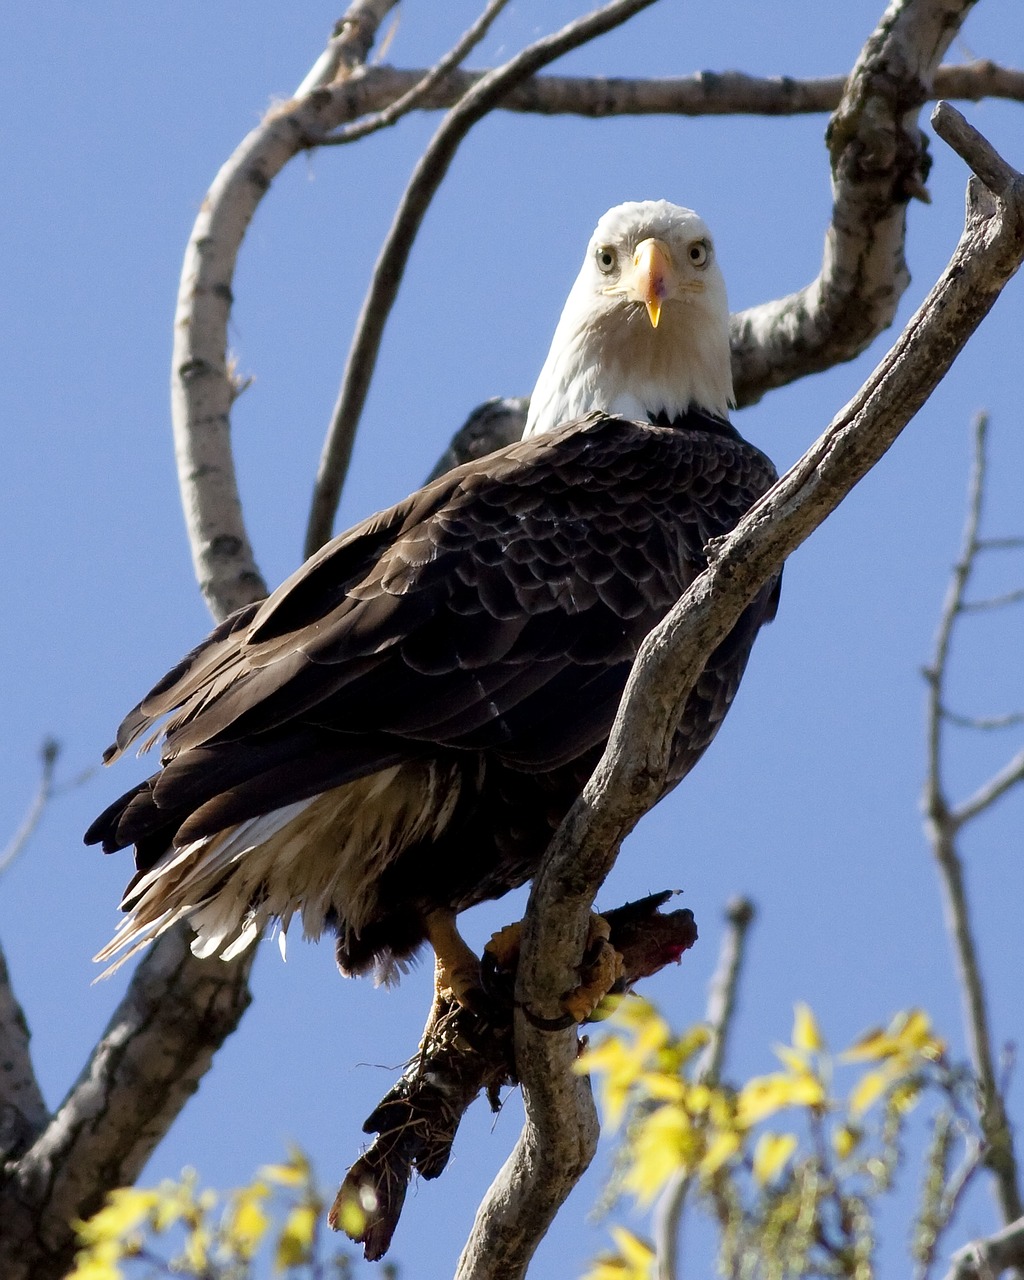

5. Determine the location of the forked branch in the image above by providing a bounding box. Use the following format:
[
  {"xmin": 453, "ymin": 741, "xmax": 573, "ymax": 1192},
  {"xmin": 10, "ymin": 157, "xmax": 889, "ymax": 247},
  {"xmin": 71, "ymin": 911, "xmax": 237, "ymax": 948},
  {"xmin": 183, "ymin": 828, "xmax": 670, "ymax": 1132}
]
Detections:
[{"xmin": 923, "ymin": 411, "xmax": 1024, "ymax": 1229}]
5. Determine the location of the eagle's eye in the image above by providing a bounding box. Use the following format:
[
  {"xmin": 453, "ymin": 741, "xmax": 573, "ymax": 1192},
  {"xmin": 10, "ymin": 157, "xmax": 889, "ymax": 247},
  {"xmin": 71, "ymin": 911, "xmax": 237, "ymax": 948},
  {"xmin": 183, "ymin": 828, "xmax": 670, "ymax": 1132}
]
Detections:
[
  {"xmin": 595, "ymin": 245, "xmax": 618, "ymax": 275},
  {"xmin": 688, "ymin": 240, "xmax": 710, "ymax": 267}
]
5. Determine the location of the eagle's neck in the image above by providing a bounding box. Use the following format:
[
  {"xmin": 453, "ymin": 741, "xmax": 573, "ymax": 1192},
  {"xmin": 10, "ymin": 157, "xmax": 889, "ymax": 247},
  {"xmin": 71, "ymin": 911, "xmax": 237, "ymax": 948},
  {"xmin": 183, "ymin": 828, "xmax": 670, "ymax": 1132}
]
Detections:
[{"xmin": 524, "ymin": 295, "xmax": 733, "ymax": 438}]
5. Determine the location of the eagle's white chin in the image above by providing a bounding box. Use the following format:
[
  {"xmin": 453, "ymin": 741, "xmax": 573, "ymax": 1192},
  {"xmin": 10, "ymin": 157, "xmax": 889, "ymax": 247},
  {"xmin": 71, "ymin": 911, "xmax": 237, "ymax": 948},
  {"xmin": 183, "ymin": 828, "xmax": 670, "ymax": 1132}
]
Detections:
[{"xmin": 524, "ymin": 200, "xmax": 733, "ymax": 437}]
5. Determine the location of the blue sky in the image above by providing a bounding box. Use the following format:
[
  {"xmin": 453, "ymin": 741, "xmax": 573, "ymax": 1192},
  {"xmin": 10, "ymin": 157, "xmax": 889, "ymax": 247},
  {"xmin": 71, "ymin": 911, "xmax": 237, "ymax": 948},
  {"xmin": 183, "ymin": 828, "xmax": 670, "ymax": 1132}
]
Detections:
[{"xmin": 2, "ymin": 2, "xmax": 1023, "ymax": 1275}]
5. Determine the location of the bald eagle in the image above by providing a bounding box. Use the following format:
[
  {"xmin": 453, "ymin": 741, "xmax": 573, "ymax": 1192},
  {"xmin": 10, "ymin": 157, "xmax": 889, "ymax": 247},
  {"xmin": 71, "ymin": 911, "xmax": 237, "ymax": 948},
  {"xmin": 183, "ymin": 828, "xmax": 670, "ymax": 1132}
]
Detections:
[{"xmin": 87, "ymin": 201, "xmax": 780, "ymax": 1000}]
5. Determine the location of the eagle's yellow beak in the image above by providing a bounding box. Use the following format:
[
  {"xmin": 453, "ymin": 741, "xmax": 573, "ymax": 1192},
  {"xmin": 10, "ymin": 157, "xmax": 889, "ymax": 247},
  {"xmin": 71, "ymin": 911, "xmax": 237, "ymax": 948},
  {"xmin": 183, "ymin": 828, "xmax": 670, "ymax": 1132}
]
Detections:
[{"xmin": 631, "ymin": 238, "xmax": 673, "ymax": 328}]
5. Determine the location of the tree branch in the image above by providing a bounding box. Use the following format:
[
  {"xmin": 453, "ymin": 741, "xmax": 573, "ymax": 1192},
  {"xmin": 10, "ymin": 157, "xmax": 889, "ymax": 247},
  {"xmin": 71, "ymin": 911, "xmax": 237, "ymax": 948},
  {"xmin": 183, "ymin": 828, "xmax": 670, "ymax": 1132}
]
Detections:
[
  {"xmin": 0, "ymin": 929, "xmax": 254, "ymax": 1280},
  {"xmin": 945, "ymin": 1213, "xmax": 1024, "ymax": 1280},
  {"xmin": 922, "ymin": 407, "xmax": 1024, "ymax": 1228},
  {"xmin": 457, "ymin": 104, "xmax": 1024, "ymax": 1280},
  {"xmin": 322, "ymin": 0, "xmax": 512, "ymax": 147},
  {"xmin": 170, "ymin": 0, "xmax": 399, "ymax": 619},
  {"xmin": 321, "ymin": 58, "xmax": 1024, "ymax": 130},
  {"xmin": 0, "ymin": 941, "xmax": 49, "ymax": 1164},
  {"xmin": 0, "ymin": 739, "xmax": 59, "ymax": 879},
  {"xmin": 293, "ymin": 1, "xmax": 400, "ymax": 97},
  {"xmin": 731, "ymin": 0, "xmax": 982, "ymax": 406},
  {"xmin": 655, "ymin": 898, "xmax": 756, "ymax": 1280},
  {"xmin": 303, "ymin": 0, "xmax": 661, "ymax": 556}
]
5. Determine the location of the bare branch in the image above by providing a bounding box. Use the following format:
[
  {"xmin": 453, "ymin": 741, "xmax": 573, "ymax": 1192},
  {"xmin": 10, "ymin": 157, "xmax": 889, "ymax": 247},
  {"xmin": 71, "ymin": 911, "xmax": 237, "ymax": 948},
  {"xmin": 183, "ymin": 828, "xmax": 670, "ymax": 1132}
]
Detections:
[
  {"xmin": 304, "ymin": 0, "xmax": 661, "ymax": 557},
  {"xmin": 460, "ymin": 108, "xmax": 1024, "ymax": 1280},
  {"xmin": 923, "ymin": 412, "xmax": 990, "ymax": 826},
  {"xmin": 655, "ymin": 898, "xmax": 757, "ymax": 1280},
  {"xmin": 944, "ymin": 1213, "xmax": 1024, "ymax": 1280},
  {"xmin": 979, "ymin": 537, "xmax": 1024, "ymax": 551},
  {"xmin": 731, "ymin": 0, "xmax": 980, "ymax": 407},
  {"xmin": 322, "ymin": 58, "xmax": 1024, "ymax": 128},
  {"xmin": 294, "ymin": 1, "xmax": 400, "ymax": 97},
  {"xmin": 922, "ymin": 405, "xmax": 1023, "ymax": 1227},
  {"xmin": 171, "ymin": 0, "xmax": 398, "ymax": 620},
  {"xmin": 953, "ymin": 748, "xmax": 1024, "ymax": 829},
  {"xmin": 0, "ymin": 739, "xmax": 59, "ymax": 879},
  {"xmin": 960, "ymin": 589, "xmax": 1024, "ymax": 613},
  {"xmin": 0, "ymin": 928, "xmax": 254, "ymax": 1280},
  {"xmin": 0, "ymin": 941, "xmax": 49, "ymax": 1163},
  {"xmin": 323, "ymin": 0, "xmax": 512, "ymax": 147},
  {"xmin": 943, "ymin": 709, "xmax": 1024, "ymax": 732}
]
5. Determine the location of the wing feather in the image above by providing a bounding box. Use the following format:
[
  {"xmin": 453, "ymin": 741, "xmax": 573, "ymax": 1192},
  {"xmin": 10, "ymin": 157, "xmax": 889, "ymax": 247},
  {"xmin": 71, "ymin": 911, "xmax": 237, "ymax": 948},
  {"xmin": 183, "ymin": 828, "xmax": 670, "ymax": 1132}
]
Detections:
[{"xmin": 88, "ymin": 414, "xmax": 780, "ymax": 856}]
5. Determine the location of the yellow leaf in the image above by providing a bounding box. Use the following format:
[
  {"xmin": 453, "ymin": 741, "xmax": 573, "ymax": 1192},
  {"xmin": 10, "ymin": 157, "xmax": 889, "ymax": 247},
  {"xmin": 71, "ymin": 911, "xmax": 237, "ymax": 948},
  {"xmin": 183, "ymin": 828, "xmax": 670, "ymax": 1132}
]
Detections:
[
  {"xmin": 793, "ymin": 1003, "xmax": 825, "ymax": 1054},
  {"xmin": 737, "ymin": 1072, "xmax": 825, "ymax": 1126},
  {"xmin": 700, "ymin": 1130, "xmax": 742, "ymax": 1177},
  {"xmin": 275, "ymin": 1203, "xmax": 318, "ymax": 1271},
  {"xmin": 225, "ymin": 1185, "xmax": 270, "ymax": 1260},
  {"xmin": 181, "ymin": 1224, "xmax": 211, "ymax": 1273},
  {"xmin": 842, "ymin": 1027, "xmax": 894, "ymax": 1063},
  {"xmin": 832, "ymin": 1124, "xmax": 861, "ymax": 1159},
  {"xmin": 75, "ymin": 1189, "xmax": 160, "ymax": 1245},
  {"xmin": 752, "ymin": 1132, "xmax": 798, "ymax": 1185},
  {"xmin": 890, "ymin": 1009, "xmax": 945, "ymax": 1061},
  {"xmin": 67, "ymin": 1240, "xmax": 124, "ymax": 1280},
  {"xmin": 773, "ymin": 1043, "xmax": 809, "ymax": 1074},
  {"xmin": 625, "ymin": 1107, "xmax": 696, "ymax": 1203},
  {"xmin": 609, "ymin": 1226, "xmax": 656, "ymax": 1272},
  {"xmin": 640, "ymin": 1071, "xmax": 686, "ymax": 1105},
  {"xmin": 259, "ymin": 1149, "xmax": 310, "ymax": 1188},
  {"xmin": 849, "ymin": 1068, "xmax": 890, "ymax": 1118}
]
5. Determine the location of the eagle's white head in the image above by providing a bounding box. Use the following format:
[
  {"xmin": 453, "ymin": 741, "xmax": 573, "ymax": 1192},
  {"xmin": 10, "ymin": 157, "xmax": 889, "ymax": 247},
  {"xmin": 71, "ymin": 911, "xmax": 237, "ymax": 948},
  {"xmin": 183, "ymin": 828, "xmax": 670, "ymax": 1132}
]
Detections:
[{"xmin": 524, "ymin": 200, "xmax": 732, "ymax": 438}]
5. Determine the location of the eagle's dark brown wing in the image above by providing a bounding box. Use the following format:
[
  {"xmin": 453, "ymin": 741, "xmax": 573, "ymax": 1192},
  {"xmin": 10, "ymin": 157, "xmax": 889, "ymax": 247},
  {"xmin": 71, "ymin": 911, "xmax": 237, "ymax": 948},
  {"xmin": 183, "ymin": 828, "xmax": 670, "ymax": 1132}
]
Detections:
[{"xmin": 86, "ymin": 413, "xmax": 778, "ymax": 871}]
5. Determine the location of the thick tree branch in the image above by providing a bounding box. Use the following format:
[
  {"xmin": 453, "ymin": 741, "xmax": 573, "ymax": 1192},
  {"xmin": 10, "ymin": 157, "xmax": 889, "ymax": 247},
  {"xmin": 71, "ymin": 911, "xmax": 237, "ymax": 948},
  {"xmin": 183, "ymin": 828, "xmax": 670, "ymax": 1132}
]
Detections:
[
  {"xmin": 321, "ymin": 59, "xmax": 1023, "ymax": 128},
  {"xmin": 0, "ymin": 942, "xmax": 49, "ymax": 1164},
  {"xmin": 457, "ymin": 106, "xmax": 1024, "ymax": 1280},
  {"xmin": 294, "ymin": 0, "xmax": 400, "ymax": 97},
  {"xmin": 0, "ymin": 929, "xmax": 254, "ymax": 1280},
  {"xmin": 303, "ymin": 0, "xmax": 661, "ymax": 556},
  {"xmin": 922, "ymin": 409, "xmax": 1024, "ymax": 1228},
  {"xmin": 731, "ymin": 0, "xmax": 981, "ymax": 406},
  {"xmin": 171, "ymin": 0, "xmax": 399, "ymax": 619},
  {"xmin": 945, "ymin": 1214, "xmax": 1024, "ymax": 1280}
]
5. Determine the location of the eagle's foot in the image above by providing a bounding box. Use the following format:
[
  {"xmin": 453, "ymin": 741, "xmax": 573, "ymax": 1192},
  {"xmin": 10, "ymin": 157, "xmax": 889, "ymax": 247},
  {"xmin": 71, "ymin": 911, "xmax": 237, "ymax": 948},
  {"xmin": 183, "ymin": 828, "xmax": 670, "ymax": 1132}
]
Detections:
[
  {"xmin": 560, "ymin": 913, "xmax": 624, "ymax": 1023},
  {"xmin": 484, "ymin": 920, "xmax": 523, "ymax": 969},
  {"xmin": 483, "ymin": 913, "xmax": 624, "ymax": 1025},
  {"xmin": 424, "ymin": 909, "xmax": 486, "ymax": 1013}
]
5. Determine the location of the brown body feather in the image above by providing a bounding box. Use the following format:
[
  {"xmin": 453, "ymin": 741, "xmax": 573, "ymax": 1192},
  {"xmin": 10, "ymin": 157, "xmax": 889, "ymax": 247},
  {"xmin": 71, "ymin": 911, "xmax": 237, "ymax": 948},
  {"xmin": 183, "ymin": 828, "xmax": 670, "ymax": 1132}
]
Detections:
[{"xmin": 87, "ymin": 410, "xmax": 780, "ymax": 977}]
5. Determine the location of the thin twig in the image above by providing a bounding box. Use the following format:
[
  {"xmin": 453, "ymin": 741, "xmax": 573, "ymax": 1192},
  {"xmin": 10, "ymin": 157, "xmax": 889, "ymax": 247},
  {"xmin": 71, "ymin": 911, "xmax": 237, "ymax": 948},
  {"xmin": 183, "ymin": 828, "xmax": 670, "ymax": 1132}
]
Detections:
[
  {"xmin": 943, "ymin": 709, "xmax": 1024, "ymax": 733},
  {"xmin": 655, "ymin": 898, "xmax": 756, "ymax": 1280},
  {"xmin": 922, "ymin": 411, "xmax": 1024, "ymax": 1226},
  {"xmin": 303, "ymin": 0, "xmax": 662, "ymax": 557},
  {"xmin": 952, "ymin": 748, "xmax": 1024, "ymax": 829},
  {"xmin": 323, "ymin": 0, "xmax": 512, "ymax": 146},
  {"xmin": 978, "ymin": 537, "xmax": 1024, "ymax": 551},
  {"xmin": 959, "ymin": 588, "xmax": 1024, "ymax": 612},
  {"xmin": 0, "ymin": 739, "xmax": 60, "ymax": 878}
]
